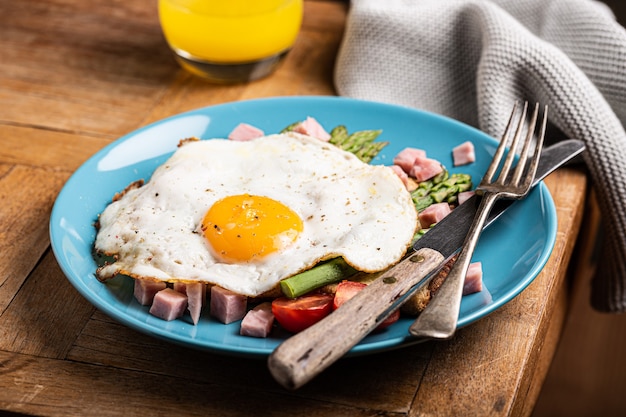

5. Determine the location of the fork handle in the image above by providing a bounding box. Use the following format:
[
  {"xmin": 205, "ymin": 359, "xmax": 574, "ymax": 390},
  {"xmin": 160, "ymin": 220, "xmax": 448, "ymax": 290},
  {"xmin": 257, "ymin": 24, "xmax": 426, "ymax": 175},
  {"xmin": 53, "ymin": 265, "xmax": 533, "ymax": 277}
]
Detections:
[
  {"xmin": 268, "ymin": 247, "xmax": 445, "ymax": 390},
  {"xmin": 408, "ymin": 193, "xmax": 499, "ymax": 339}
]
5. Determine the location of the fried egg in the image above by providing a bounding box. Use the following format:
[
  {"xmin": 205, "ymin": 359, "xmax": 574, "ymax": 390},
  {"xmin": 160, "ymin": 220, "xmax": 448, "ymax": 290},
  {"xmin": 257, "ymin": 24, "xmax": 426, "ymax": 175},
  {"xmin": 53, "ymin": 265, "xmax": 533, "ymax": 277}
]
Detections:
[{"xmin": 95, "ymin": 132, "xmax": 417, "ymax": 297}]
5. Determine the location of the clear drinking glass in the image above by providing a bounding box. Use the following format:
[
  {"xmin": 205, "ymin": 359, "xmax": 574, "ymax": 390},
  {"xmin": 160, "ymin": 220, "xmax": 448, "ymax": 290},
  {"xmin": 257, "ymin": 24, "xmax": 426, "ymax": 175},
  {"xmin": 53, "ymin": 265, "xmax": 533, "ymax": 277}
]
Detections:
[{"xmin": 158, "ymin": 0, "xmax": 303, "ymax": 83}]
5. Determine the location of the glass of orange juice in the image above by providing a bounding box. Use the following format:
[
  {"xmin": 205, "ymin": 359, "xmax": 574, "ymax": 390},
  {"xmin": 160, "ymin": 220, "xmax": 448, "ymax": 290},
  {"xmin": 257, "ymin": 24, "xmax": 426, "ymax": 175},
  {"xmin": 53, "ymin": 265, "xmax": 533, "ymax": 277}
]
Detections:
[{"xmin": 158, "ymin": 0, "xmax": 303, "ymax": 83}]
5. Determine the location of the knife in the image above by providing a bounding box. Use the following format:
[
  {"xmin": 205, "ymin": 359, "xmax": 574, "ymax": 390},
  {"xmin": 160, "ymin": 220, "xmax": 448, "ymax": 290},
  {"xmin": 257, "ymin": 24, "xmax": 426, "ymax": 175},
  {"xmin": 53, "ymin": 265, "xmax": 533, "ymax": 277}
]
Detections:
[{"xmin": 268, "ymin": 139, "xmax": 585, "ymax": 390}]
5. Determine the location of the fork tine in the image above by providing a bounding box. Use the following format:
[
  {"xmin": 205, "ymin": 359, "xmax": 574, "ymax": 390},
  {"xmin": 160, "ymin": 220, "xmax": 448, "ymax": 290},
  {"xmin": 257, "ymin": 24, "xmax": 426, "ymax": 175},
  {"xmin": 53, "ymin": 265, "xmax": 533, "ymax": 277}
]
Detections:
[
  {"xmin": 482, "ymin": 101, "xmax": 520, "ymax": 184},
  {"xmin": 511, "ymin": 103, "xmax": 539, "ymax": 185},
  {"xmin": 496, "ymin": 101, "xmax": 528, "ymax": 185},
  {"xmin": 519, "ymin": 104, "xmax": 547, "ymax": 191}
]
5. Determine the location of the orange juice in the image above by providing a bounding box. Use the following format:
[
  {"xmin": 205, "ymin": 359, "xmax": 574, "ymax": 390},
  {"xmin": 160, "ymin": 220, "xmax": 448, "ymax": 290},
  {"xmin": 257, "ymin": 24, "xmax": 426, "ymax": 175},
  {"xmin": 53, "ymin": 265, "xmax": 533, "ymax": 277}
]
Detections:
[{"xmin": 158, "ymin": 0, "xmax": 303, "ymax": 82}]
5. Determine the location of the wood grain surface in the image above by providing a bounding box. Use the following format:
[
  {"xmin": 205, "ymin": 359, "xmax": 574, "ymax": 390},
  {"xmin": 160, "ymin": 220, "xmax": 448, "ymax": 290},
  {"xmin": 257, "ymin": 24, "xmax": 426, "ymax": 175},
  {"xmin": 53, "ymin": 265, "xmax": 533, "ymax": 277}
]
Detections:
[{"xmin": 0, "ymin": 1, "xmax": 588, "ymax": 416}]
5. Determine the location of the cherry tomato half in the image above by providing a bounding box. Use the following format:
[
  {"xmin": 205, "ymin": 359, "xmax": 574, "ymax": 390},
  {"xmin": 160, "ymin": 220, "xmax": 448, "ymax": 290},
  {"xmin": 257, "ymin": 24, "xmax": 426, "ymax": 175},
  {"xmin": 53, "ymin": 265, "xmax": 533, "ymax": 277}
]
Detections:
[
  {"xmin": 333, "ymin": 280, "xmax": 367, "ymax": 310},
  {"xmin": 271, "ymin": 293, "xmax": 334, "ymax": 333},
  {"xmin": 333, "ymin": 280, "xmax": 400, "ymax": 330}
]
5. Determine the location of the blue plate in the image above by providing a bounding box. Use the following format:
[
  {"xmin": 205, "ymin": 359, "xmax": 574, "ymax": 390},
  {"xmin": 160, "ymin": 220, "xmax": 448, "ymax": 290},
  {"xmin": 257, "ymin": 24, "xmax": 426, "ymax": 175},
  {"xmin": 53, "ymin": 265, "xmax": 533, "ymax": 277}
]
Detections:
[{"xmin": 49, "ymin": 96, "xmax": 557, "ymax": 357}]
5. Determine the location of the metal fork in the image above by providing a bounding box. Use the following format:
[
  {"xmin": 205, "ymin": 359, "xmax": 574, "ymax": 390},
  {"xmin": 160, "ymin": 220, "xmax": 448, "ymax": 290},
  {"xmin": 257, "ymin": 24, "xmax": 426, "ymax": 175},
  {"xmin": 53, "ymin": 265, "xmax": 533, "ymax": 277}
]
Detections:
[{"xmin": 408, "ymin": 101, "xmax": 547, "ymax": 340}]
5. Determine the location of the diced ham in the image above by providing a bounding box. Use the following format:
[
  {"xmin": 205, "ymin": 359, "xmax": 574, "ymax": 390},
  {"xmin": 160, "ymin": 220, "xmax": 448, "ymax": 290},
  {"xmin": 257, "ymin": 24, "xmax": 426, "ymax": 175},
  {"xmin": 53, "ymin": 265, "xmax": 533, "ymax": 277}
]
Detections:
[
  {"xmin": 186, "ymin": 283, "xmax": 207, "ymax": 325},
  {"xmin": 390, "ymin": 164, "xmax": 407, "ymax": 180},
  {"xmin": 452, "ymin": 141, "xmax": 476, "ymax": 166},
  {"xmin": 390, "ymin": 165, "xmax": 418, "ymax": 191},
  {"xmin": 393, "ymin": 147, "xmax": 427, "ymax": 174},
  {"xmin": 390, "ymin": 164, "xmax": 409, "ymax": 185},
  {"xmin": 293, "ymin": 116, "xmax": 331, "ymax": 141},
  {"xmin": 463, "ymin": 262, "xmax": 483, "ymax": 295},
  {"xmin": 410, "ymin": 156, "xmax": 444, "ymax": 182},
  {"xmin": 189, "ymin": 283, "xmax": 208, "ymax": 325},
  {"xmin": 173, "ymin": 282, "xmax": 207, "ymax": 301},
  {"xmin": 418, "ymin": 202, "xmax": 452, "ymax": 229},
  {"xmin": 134, "ymin": 279, "xmax": 167, "ymax": 306},
  {"xmin": 172, "ymin": 282, "xmax": 186, "ymax": 294},
  {"xmin": 149, "ymin": 288, "xmax": 188, "ymax": 321},
  {"xmin": 458, "ymin": 190, "xmax": 475, "ymax": 205},
  {"xmin": 228, "ymin": 123, "xmax": 265, "ymax": 141},
  {"xmin": 210, "ymin": 286, "xmax": 248, "ymax": 324},
  {"xmin": 240, "ymin": 302, "xmax": 275, "ymax": 338}
]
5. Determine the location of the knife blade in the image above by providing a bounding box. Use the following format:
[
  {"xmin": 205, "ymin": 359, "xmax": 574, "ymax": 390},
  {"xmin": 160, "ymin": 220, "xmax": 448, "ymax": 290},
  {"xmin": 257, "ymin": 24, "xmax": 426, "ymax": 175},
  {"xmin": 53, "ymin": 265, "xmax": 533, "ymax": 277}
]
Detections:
[{"xmin": 268, "ymin": 139, "xmax": 585, "ymax": 390}]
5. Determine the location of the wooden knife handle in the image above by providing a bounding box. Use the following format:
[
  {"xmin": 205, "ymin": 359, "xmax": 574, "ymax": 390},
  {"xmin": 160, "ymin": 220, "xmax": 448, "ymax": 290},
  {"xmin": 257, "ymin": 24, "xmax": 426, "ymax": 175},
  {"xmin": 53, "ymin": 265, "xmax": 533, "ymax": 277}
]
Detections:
[{"xmin": 267, "ymin": 247, "xmax": 445, "ymax": 390}]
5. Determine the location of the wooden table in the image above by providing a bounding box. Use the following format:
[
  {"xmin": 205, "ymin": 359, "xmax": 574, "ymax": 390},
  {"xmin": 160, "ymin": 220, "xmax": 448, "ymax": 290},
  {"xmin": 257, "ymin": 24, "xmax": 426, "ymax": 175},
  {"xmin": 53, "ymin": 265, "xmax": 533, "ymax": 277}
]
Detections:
[{"xmin": 0, "ymin": 1, "xmax": 588, "ymax": 416}]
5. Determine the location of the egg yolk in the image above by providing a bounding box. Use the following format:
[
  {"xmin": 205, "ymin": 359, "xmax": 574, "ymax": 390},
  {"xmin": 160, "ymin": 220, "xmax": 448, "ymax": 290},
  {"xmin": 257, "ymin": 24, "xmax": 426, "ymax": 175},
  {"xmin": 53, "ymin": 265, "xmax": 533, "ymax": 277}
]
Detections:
[{"xmin": 201, "ymin": 194, "xmax": 303, "ymax": 263}]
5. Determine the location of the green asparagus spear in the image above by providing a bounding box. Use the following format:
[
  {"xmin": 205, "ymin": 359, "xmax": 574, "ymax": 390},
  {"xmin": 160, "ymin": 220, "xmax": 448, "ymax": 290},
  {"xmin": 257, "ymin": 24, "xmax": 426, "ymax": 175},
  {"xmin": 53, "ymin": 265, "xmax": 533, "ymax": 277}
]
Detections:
[
  {"xmin": 280, "ymin": 258, "xmax": 358, "ymax": 298},
  {"xmin": 411, "ymin": 172, "xmax": 472, "ymax": 213},
  {"xmin": 329, "ymin": 125, "xmax": 349, "ymax": 146},
  {"xmin": 280, "ymin": 121, "xmax": 301, "ymax": 133},
  {"xmin": 356, "ymin": 141, "xmax": 389, "ymax": 163},
  {"xmin": 343, "ymin": 130, "xmax": 382, "ymax": 153}
]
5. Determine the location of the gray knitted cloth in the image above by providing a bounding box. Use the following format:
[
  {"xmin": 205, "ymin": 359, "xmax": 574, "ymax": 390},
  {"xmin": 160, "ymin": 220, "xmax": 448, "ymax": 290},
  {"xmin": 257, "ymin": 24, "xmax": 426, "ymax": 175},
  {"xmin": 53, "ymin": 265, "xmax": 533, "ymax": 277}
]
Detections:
[{"xmin": 334, "ymin": 0, "xmax": 626, "ymax": 313}]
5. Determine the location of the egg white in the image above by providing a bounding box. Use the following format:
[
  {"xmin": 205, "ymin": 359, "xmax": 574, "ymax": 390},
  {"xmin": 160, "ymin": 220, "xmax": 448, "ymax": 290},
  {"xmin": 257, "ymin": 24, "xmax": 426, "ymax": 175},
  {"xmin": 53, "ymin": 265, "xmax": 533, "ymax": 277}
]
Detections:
[{"xmin": 95, "ymin": 133, "xmax": 418, "ymax": 297}]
